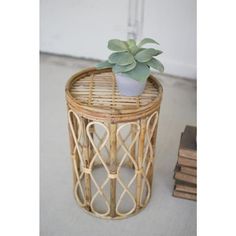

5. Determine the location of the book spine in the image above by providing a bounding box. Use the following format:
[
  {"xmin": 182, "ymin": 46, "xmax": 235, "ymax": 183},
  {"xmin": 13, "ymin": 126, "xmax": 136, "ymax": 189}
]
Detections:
[
  {"xmin": 175, "ymin": 184, "xmax": 197, "ymax": 194},
  {"xmin": 174, "ymin": 172, "xmax": 197, "ymax": 184},
  {"xmin": 178, "ymin": 156, "xmax": 197, "ymax": 168},
  {"xmin": 173, "ymin": 190, "xmax": 196, "ymax": 201},
  {"xmin": 180, "ymin": 166, "xmax": 197, "ymax": 176},
  {"xmin": 179, "ymin": 149, "xmax": 197, "ymax": 160}
]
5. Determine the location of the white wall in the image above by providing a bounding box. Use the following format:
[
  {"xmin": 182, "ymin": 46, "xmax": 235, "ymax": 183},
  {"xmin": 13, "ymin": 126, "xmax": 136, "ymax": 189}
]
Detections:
[
  {"xmin": 143, "ymin": 0, "xmax": 196, "ymax": 78},
  {"xmin": 40, "ymin": 0, "xmax": 196, "ymax": 79}
]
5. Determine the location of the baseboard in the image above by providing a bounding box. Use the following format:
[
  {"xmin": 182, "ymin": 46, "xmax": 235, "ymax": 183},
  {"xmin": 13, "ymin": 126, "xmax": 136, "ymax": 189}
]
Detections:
[
  {"xmin": 161, "ymin": 59, "xmax": 196, "ymax": 79},
  {"xmin": 40, "ymin": 50, "xmax": 196, "ymax": 80}
]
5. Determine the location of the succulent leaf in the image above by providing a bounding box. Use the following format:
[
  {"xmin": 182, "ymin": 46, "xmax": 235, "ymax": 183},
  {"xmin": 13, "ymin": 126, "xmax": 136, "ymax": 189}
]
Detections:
[
  {"xmin": 135, "ymin": 48, "xmax": 162, "ymax": 62},
  {"xmin": 108, "ymin": 52, "xmax": 134, "ymax": 65},
  {"xmin": 127, "ymin": 39, "xmax": 139, "ymax": 54},
  {"xmin": 108, "ymin": 39, "xmax": 128, "ymax": 52},
  {"xmin": 96, "ymin": 60, "xmax": 113, "ymax": 69},
  {"xmin": 123, "ymin": 62, "xmax": 150, "ymax": 82},
  {"xmin": 146, "ymin": 58, "xmax": 164, "ymax": 72},
  {"xmin": 112, "ymin": 61, "xmax": 136, "ymax": 73},
  {"xmin": 127, "ymin": 39, "xmax": 136, "ymax": 47},
  {"xmin": 138, "ymin": 38, "xmax": 160, "ymax": 47},
  {"xmin": 96, "ymin": 38, "xmax": 164, "ymax": 80},
  {"xmin": 134, "ymin": 47, "xmax": 146, "ymax": 54}
]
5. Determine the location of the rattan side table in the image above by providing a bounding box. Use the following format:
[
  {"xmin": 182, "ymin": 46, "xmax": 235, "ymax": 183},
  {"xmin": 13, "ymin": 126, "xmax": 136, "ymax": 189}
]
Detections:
[{"xmin": 65, "ymin": 68, "xmax": 163, "ymax": 219}]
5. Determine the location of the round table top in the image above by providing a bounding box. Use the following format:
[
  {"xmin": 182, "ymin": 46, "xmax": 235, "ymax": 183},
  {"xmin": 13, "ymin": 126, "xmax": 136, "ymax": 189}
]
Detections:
[{"xmin": 65, "ymin": 68, "xmax": 163, "ymax": 123}]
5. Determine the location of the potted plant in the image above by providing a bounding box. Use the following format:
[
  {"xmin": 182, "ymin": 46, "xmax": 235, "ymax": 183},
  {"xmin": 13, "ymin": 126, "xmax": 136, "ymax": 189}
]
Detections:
[{"xmin": 96, "ymin": 38, "xmax": 164, "ymax": 96}]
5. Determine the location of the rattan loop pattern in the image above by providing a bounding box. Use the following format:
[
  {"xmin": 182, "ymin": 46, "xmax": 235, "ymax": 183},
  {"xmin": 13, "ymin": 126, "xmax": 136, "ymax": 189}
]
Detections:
[
  {"xmin": 108, "ymin": 173, "xmax": 118, "ymax": 179},
  {"xmin": 66, "ymin": 68, "xmax": 163, "ymax": 219}
]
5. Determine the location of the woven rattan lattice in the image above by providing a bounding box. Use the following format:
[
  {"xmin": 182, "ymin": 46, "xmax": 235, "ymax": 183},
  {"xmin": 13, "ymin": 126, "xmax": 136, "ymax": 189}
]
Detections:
[{"xmin": 65, "ymin": 68, "xmax": 163, "ymax": 219}]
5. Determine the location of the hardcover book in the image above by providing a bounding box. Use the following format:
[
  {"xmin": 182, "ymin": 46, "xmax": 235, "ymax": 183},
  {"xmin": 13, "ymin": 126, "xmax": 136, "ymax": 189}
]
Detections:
[{"xmin": 178, "ymin": 126, "xmax": 197, "ymax": 160}]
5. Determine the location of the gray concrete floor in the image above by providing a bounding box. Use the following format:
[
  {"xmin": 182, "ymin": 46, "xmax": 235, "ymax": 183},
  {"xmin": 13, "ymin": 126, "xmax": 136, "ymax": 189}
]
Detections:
[{"xmin": 40, "ymin": 53, "xmax": 196, "ymax": 236}]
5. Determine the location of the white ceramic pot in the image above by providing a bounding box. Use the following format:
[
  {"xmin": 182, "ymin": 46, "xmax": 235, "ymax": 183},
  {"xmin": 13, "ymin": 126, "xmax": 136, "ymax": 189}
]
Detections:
[{"xmin": 115, "ymin": 73, "xmax": 146, "ymax": 96}]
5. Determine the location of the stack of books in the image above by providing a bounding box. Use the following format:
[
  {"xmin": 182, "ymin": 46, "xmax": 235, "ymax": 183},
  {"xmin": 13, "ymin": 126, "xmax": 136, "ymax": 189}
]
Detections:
[{"xmin": 173, "ymin": 125, "xmax": 197, "ymax": 201}]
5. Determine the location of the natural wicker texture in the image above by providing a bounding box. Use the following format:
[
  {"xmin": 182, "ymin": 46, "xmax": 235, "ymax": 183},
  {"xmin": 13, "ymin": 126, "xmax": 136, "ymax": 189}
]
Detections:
[
  {"xmin": 65, "ymin": 67, "xmax": 162, "ymax": 123},
  {"xmin": 65, "ymin": 68, "xmax": 163, "ymax": 219}
]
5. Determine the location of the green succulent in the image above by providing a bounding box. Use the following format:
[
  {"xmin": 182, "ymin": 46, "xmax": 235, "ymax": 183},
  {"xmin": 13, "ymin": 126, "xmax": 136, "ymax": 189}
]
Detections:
[{"xmin": 96, "ymin": 38, "xmax": 164, "ymax": 82}]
